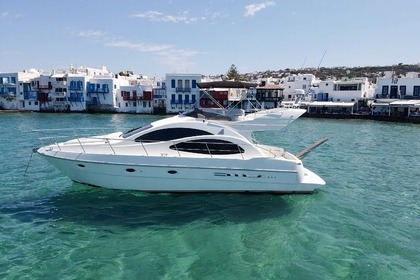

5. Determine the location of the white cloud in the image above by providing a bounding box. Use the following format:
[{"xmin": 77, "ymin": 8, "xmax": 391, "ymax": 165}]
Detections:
[
  {"xmin": 244, "ymin": 1, "xmax": 276, "ymax": 17},
  {"xmin": 131, "ymin": 10, "xmax": 205, "ymax": 24},
  {"xmin": 155, "ymin": 49, "xmax": 200, "ymax": 70},
  {"xmin": 76, "ymin": 28, "xmax": 200, "ymax": 70},
  {"xmin": 78, "ymin": 30, "xmax": 106, "ymax": 39},
  {"xmin": 105, "ymin": 40, "xmax": 172, "ymax": 53},
  {"xmin": 0, "ymin": 12, "xmax": 22, "ymax": 19}
]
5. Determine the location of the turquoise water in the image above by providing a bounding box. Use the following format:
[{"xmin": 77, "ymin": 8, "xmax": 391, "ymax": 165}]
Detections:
[{"xmin": 1, "ymin": 113, "xmax": 419, "ymax": 279}]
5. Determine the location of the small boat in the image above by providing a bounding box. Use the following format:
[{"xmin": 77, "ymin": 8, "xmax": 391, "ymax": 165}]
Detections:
[{"xmin": 35, "ymin": 113, "xmax": 325, "ymax": 193}]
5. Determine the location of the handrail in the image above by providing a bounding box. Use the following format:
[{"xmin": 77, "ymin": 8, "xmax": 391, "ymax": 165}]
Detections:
[{"xmin": 34, "ymin": 129, "xmax": 284, "ymax": 160}]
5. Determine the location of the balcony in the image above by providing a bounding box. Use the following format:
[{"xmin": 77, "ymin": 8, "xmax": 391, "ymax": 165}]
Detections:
[
  {"xmin": 24, "ymin": 91, "xmax": 38, "ymax": 100},
  {"xmin": 183, "ymin": 99, "xmax": 197, "ymax": 105},
  {"xmin": 176, "ymin": 87, "xmax": 192, "ymax": 93},
  {"xmin": 170, "ymin": 99, "xmax": 184, "ymax": 105},
  {"xmin": 0, "ymin": 87, "xmax": 17, "ymax": 96},
  {"xmin": 68, "ymin": 96, "xmax": 84, "ymax": 102},
  {"xmin": 256, "ymin": 96, "xmax": 283, "ymax": 102},
  {"xmin": 87, "ymin": 84, "xmax": 109, "ymax": 94},
  {"xmin": 38, "ymin": 93, "xmax": 49, "ymax": 102},
  {"xmin": 33, "ymin": 84, "xmax": 52, "ymax": 90},
  {"xmin": 0, "ymin": 78, "xmax": 16, "ymax": 86},
  {"xmin": 123, "ymin": 95, "xmax": 143, "ymax": 101},
  {"xmin": 153, "ymin": 89, "xmax": 166, "ymax": 98},
  {"xmin": 68, "ymin": 85, "xmax": 84, "ymax": 91}
]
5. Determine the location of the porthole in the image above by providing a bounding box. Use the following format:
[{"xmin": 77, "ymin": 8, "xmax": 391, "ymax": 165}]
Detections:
[
  {"xmin": 168, "ymin": 170, "xmax": 177, "ymax": 174},
  {"xmin": 77, "ymin": 164, "xmax": 85, "ymax": 168},
  {"xmin": 126, "ymin": 168, "xmax": 136, "ymax": 173}
]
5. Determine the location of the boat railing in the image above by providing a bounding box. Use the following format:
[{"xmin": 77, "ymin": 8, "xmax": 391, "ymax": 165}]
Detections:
[
  {"xmin": 33, "ymin": 127, "xmax": 116, "ymax": 150},
  {"xmin": 34, "ymin": 129, "xmax": 284, "ymax": 160}
]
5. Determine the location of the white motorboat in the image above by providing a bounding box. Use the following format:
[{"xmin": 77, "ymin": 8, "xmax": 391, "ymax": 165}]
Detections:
[
  {"xmin": 35, "ymin": 114, "xmax": 325, "ymax": 193},
  {"xmin": 184, "ymin": 107, "xmax": 306, "ymax": 141}
]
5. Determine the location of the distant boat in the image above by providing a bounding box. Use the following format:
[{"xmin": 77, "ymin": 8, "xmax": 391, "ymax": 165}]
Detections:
[{"xmin": 183, "ymin": 81, "xmax": 306, "ymax": 141}]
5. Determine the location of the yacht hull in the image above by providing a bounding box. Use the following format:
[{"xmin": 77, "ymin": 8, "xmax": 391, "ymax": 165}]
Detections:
[{"xmin": 38, "ymin": 150, "xmax": 324, "ymax": 193}]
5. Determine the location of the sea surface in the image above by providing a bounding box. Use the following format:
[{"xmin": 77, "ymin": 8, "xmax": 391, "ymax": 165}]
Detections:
[{"xmin": 0, "ymin": 112, "xmax": 419, "ymax": 279}]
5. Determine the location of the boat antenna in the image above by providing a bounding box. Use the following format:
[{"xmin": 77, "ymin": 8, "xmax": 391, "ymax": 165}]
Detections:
[
  {"xmin": 317, "ymin": 49, "xmax": 327, "ymax": 71},
  {"xmin": 301, "ymin": 57, "xmax": 307, "ymax": 70}
]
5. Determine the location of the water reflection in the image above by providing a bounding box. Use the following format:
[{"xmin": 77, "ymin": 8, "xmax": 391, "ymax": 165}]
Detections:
[{"xmin": 1, "ymin": 183, "xmax": 294, "ymax": 228}]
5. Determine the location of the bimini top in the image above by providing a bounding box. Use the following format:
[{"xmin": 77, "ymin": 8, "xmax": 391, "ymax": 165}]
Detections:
[{"xmin": 197, "ymin": 81, "xmax": 258, "ymax": 89}]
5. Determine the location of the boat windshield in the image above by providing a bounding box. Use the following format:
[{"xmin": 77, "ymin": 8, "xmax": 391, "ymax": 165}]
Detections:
[{"xmin": 122, "ymin": 125, "xmax": 153, "ymax": 138}]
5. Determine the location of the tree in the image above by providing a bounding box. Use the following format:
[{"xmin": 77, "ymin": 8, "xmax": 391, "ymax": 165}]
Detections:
[{"xmin": 226, "ymin": 64, "xmax": 240, "ymax": 81}]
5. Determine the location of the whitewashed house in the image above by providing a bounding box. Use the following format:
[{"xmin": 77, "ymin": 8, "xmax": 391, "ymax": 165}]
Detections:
[
  {"xmin": 165, "ymin": 73, "xmax": 201, "ymax": 113},
  {"xmin": 375, "ymin": 72, "xmax": 420, "ymax": 99},
  {"xmin": 315, "ymin": 77, "xmax": 375, "ymax": 102},
  {"xmin": 86, "ymin": 75, "xmax": 127, "ymax": 112},
  {"xmin": 67, "ymin": 74, "xmax": 88, "ymax": 112},
  {"xmin": 0, "ymin": 70, "xmax": 40, "ymax": 110},
  {"xmin": 67, "ymin": 66, "xmax": 112, "ymax": 112},
  {"xmin": 281, "ymin": 74, "xmax": 317, "ymax": 101},
  {"xmin": 117, "ymin": 84, "xmax": 153, "ymax": 114},
  {"xmin": 372, "ymin": 72, "xmax": 420, "ymax": 116}
]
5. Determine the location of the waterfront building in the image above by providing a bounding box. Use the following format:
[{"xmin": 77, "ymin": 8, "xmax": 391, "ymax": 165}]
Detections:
[
  {"xmin": 0, "ymin": 70, "xmax": 40, "ymax": 110},
  {"xmin": 165, "ymin": 73, "xmax": 201, "ymax": 113},
  {"xmin": 314, "ymin": 77, "xmax": 375, "ymax": 102},
  {"xmin": 371, "ymin": 72, "xmax": 420, "ymax": 116},
  {"xmin": 199, "ymin": 87, "xmax": 229, "ymax": 109},
  {"xmin": 117, "ymin": 84, "xmax": 153, "ymax": 114},
  {"xmin": 32, "ymin": 74, "xmax": 52, "ymax": 111},
  {"xmin": 67, "ymin": 66, "xmax": 112, "ymax": 112},
  {"xmin": 67, "ymin": 74, "xmax": 88, "ymax": 112},
  {"xmin": 375, "ymin": 72, "xmax": 420, "ymax": 99},
  {"xmin": 254, "ymin": 83, "xmax": 283, "ymax": 109},
  {"xmin": 152, "ymin": 81, "xmax": 167, "ymax": 114},
  {"xmin": 280, "ymin": 74, "xmax": 317, "ymax": 101}
]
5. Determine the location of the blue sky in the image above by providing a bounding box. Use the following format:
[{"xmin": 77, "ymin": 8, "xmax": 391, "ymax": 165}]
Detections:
[{"xmin": 1, "ymin": 0, "xmax": 419, "ymax": 78}]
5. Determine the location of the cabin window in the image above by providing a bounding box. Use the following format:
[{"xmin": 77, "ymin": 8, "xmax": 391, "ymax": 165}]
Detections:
[
  {"xmin": 122, "ymin": 125, "xmax": 153, "ymax": 138},
  {"xmin": 135, "ymin": 128, "xmax": 213, "ymax": 142},
  {"xmin": 169, "ymin": 139, "xmax": 244, "ymax": 155}
]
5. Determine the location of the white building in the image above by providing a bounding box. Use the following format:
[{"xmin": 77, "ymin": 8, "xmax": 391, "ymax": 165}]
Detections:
[
  {"xmin": 117, "ymin": 84, "xmax": 154, "ymax": 114},
  {"xmin": 165, "ymin": 73, "xmax": 201, "ymax": 113},
  {"xmin": 67, "ymin": 74, "xmax": 88, "ymax": 112},
  {"xmin": 281, "ymin": 74, "xmax": 317, "ymax": 101},
  {"xmin": 315, "ymin": 77, "xmax": 375, "ymax": 102},
  {"xmin": 0, "ymin": 70, "xmax": 40, "ymax": 110},
  {"xmin": 87, "ymin": 75, "xmax": 127, "ymax": 112},
  {"xmin": 375, "ymin": 72, "xmax": 420, "ymax": 99}
]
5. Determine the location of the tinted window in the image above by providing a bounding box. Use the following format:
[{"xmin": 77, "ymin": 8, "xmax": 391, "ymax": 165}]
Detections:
[
  {"xmin": 135, "ymin": 128, "xmax": 213, "ymax": 142},
  {"xmin": 122, "ymin": 125, "xmax": 152, "ymax": 138},
  {"xmin": 170, "ymin": 139, "xmax": 244, "ymax": 155}
]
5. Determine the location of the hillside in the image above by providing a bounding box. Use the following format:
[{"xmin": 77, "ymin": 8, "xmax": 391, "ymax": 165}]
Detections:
[{"xmin": 237, "ymin": 63, "xmax": 420, "ymax": 82}]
